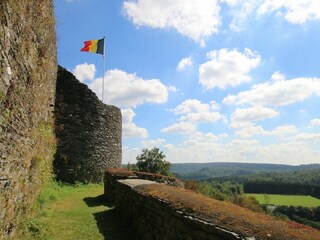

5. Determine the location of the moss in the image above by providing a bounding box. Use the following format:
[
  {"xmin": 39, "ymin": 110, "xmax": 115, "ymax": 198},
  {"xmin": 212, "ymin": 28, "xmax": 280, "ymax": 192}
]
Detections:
[{"xmin": 135, "ymin": 184, "xmax": 320, "ymax": 240}]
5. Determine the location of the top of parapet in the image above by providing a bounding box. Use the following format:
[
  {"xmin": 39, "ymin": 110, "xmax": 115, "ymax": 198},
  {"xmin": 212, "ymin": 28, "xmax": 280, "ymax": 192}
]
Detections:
[{"xmin": 118, "ymin": 179, "xmax": 159, "ymax": 188}]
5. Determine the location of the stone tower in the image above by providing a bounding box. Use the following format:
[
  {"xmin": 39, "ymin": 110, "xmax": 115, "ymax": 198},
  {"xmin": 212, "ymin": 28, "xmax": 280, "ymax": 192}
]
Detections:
[{"xmin": 54, "ymin": 66, "xmax": 122, "ymax": 183}]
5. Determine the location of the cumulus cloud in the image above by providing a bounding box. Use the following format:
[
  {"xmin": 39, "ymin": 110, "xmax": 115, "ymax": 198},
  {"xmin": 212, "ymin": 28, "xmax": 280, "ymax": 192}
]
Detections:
[
  {"xmin": 122, "ymin": 108, "xmax": 148, "ymax": 138},
  {"xmin": 230, "ymin": 106, "xmax": 279, "ymax": 128},
  {"xmin": 162, "ymin": 99, "xmax": 225, "ymax": 136},
  {"xmin": 269, "ymin": 125, "xmax": 298, "ymax": 137},
  {"xmin": 222, "ymin": 0, "xmax": 240, "ymax": 7},
  {"xmin": 199, "ymin": 48, "xmax": 261, "ymax": 90},
  {"xmin": 141, "ymin": 139, "xmax": 166, "ymax": 149},
  {"xmin": 170, "ymin": 99, "xmax": 224, "ymax": 123},
  {"xmin": 123, "ymin": 0, "xmax": 221, "ymax": 46},
  {"xmin": 271, "ymin": 71, "xmax": 285, "ymax": 81},
  {"xmin": 89, "ymin": 69, "xmax": 169, "ymax": 108},
  {"xmin": 258, "ymin": 0, "xmax": 320, "ymax": 24},
  {"xmin": 122, "ymin": 146, "xmax": 141, "ymax": 164},
  {"xmin": 73, "ymin": 63, "xmax": 96, "ymax": 82},
  {"xmin": 311, "ymin": 118, "xmax": 320, "ymax": 126},
  {"xmin": 235, "ymin": 124, "xmax": 265, "ymax": 138},
  {"xmin": 161, "ymin": 122, "xmax": 197, "ymax": 135},
  {"xmin": 168, "ymin": 85, "xmax": 178, "ymax": 93},
  {"xmin": 177, "ymin": 57, "xmax": 193, "ymax": 72},
  {"xmin": 223, "ymin": 76, "xmax": 320, "ymax": 106},
  {"xmin": 223, "ymin": 0, "xmax": 258, "ymax": 31},
  {"xmin": 291, "ymin": 133, "xmax": 320, "ymax": 142},
  {"xmin": 162, "ymin": 138, "xmax": 320, "ymax": 164},
  {"xmin": 123, "ymin": 129, "xmax": 320, "ymax": 164},
  {"xmin": 189, "ymin": 132, "xmax": 220, "ymax": 142},
  {"xmin": 235, "ymin": 124, "xmax": 298, "ymax": 139}
]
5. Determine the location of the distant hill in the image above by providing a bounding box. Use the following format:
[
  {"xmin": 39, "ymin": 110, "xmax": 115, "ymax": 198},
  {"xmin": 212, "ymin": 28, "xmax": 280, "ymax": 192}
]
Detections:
[
  {"xmin": 224, "ymin": 168, "xmax": 320, "ymax": 186},
  {"xmin": 171, "ymin": 162, "xmax": 320, "ymax": 180}
]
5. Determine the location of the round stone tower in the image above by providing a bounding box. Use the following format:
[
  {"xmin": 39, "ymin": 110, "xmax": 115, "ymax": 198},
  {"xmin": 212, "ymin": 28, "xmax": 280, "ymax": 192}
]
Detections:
[{"xmin": 54, "ymin": 66, "xmax": 122, "ymax": 183}]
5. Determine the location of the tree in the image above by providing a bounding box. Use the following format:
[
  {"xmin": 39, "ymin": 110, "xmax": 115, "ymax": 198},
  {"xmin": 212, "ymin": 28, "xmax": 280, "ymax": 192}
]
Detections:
[
  {"xmin": 263, "ymin": 193, "xmax": 270, "ymax": 205},
  {"xmin": 136, "ymin": 148, "xmax": 171, "ymax": 176}
]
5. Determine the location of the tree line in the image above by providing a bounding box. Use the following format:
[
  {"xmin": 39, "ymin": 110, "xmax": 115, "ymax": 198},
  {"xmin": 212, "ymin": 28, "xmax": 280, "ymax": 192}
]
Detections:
[
  {"xmin": 244, "ymin": 181, "xmax": 320, "ymax": 197},
  {"xmin": 271, "ymin": 206, "xmax": 320, "ymax": 230}
]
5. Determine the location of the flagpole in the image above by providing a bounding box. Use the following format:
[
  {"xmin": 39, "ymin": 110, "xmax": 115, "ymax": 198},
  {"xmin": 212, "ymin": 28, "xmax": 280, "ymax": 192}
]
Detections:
[{"xmin": 102, "ymin": 36, "xmax": 106, "ymax": 103}]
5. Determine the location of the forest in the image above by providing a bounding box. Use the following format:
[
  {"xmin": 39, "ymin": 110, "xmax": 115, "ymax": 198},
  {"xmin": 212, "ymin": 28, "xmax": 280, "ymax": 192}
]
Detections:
[
  {"xmin": 171, "ymin": 162, "xmax": 320, "ymax": 180},
  {"xmin": 177, "ymin": 164, "xmax": 320, "ymax": 230},
  {"xmin": 214, "ymin": 168, "xmax": 320, "ymax": 197}
]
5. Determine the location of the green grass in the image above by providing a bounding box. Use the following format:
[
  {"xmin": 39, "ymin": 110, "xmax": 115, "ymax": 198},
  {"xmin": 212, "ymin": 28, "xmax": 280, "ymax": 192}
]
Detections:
[
  {"xmin": 22, "ymin": 182, "xmax": 138, "ymax": 240},
  {"xmin": 246, "ymin": 194, "xmax": 320, "ymax": 207}
]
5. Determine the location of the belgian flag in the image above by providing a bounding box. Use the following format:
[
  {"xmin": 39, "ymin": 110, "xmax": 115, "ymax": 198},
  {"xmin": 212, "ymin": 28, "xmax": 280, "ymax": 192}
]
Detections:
[{"xmin": 80, "ymin": 38, "xmax": 104, "ymax": 55}]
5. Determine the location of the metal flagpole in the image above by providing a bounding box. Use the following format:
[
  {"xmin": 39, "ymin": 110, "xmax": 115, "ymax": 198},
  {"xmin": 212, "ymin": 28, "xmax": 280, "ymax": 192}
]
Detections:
[{"xmin": 102, "ymin": 36, "xmax": 106, "ymax": 103}]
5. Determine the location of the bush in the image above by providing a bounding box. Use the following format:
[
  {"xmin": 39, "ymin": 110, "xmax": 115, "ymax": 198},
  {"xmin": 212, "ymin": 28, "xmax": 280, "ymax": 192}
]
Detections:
[{"xmin": 136, "ymin": 148, "xmax": 171, "ymax": 176}]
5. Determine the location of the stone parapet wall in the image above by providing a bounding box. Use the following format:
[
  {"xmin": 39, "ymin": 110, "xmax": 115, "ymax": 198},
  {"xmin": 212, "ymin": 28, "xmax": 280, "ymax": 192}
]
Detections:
[
  {"xmin": 114, "ymin": 180, "xmax": 239, "ymax": 240},
  {"xmin": 54, "ymin": 67, "xmax": 122, "ymax": 183},
  {"xmin": 105, "ymin": 169, "xmax": 320, "ymax": 240},
  {"xmin": 0, "ymin": 0, "xmax": 57, "ymax": 237},
  {"xmin": 104, "ymin": 169, "xmax": 184, "ymax": 201}
]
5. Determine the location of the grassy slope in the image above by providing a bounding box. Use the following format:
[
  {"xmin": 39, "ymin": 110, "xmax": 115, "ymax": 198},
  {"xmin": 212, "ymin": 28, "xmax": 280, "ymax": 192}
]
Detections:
[
  {"xmin": 246, "ymin": 194, "xmax": 320, "ymax": 207},
  {"xmin": 23, "ymin": 183, "xmax": 138, "ymax": 240}
]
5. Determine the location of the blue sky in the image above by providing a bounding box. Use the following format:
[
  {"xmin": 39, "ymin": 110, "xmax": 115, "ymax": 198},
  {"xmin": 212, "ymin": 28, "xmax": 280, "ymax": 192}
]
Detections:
[{"xmin": 55, "ymin": 0, "xmax": 320, "ymax": 165}]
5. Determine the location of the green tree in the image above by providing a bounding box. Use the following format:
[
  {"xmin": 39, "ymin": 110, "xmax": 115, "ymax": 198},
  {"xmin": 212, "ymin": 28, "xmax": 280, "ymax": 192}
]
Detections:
[
  {"xmin": 263, "ymin": 193, "xmax": 270, "ymax": 205},
  {"xmin": 136, "ymin": 148, "xmax": 171, "ymax": 176}
]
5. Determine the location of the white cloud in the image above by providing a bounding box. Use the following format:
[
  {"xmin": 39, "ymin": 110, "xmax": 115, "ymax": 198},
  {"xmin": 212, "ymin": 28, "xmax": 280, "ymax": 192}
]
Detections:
[
  {"xmin": 89, "ymin": 69, "xmax": 169, "ymax": 108},
  {"xmin": 222, "ymin": 0, "xmax": 240, "ymax": 7},
  {"xmin": 168, "ymin": 85, "xmax": 178, "ymax": 93},
  {"xmin": 210, "ymin": 100, "xmax": 220, "ymax": 110},
  {"xmin": 293, "ymin": 133, "xmax": 320, "ymax": 141},
  {"xmin": 189, "ymin": 132, "xmax": 220, "ymax": 142},
  {"xmin": 122, "ymin": 108, "xmax": 148, "ymax": 138},
  {"xmin": 224, "ymin": 1, "xmax": 320, "ymax": 31},
  {"xmin": 123, "ymin": 130, "xmax": 320, "ymax": 164},
  {"xmin": 123, "ymin": 146, "xmax": 141, "ymax": 164},
  {"xmin": 73, "ymin": 63, "xmax": 96, "ymax": 82},
  {"xmin": 223, "ymin": 0, "xmax": 258, "ymax": 31},
  {"xmin": 162, "ymin": 138, "xmax": 320, "ymax": 164},
  {"xmin": 311, "ymin": 119, "xmax": 320, "ymax": 126},
  {"xmin": 170, "ymin": 99, "xmax": 224, "ymax": 123},
  {"xmin": 161, "ymin": 122, "xmax": 197, "ymax": 135},
  {"xmin": 199, "ymin": 48, "xmax": 261, "ymax": 90},
  {"xmin": 235, "ymin": 124, "xmax": 299, "ymax": 139},
  {"xmin": 177, "ymin": 57, "xmax": 193, "ymax": 72},
  {"xmin": 123, "ymin": 0, "xmax": 221, "ymax": 46},
  {"xmin": 235, "ymin": 125, "xmax": 265, "ymax": 138},
  {"xmin": 269, "ymin": 125, "xmax": 298, "ymax": 137},
  {"xmin": 180, "ymin": 112, "xmax": 224, "ymax": 123},
  {"xmin": 141, "ymin": 138, "xmax": 166, "ymax": 149},
  {"xmin": 258, "ymin": 0, "xmax": 320, "ymax": 24},
  {"xmin": 171, "ymin": 99, "xmax": 211, "ymax": 115},
  {"xmin": 271, "ymin": 71, "xmax": 285, "ymax": 81},
  {"xmin": 230, "ymin": 106, "xmax": 279, "ymax": 128},
  {"xmin": 224, "ymin": 76, "xmax": 320, "ymax": 106}
]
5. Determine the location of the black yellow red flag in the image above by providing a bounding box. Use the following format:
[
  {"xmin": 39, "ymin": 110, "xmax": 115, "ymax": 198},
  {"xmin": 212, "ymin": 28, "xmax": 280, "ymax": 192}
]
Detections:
[{"xmin": 80, "ymin": 38, "xmax": 104, "ymax": 55}]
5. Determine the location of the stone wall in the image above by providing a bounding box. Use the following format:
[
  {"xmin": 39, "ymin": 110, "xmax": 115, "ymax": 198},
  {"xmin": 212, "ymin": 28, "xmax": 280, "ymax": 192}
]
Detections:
[
  {"xmin": 104, "ymin": 168, "xmax": 184, "ymax": 202},
  {"xmin": 105, "ymin": 169, "xmax": 320, "ymax": 240},
  {"xmin": 54, "ymin": 67, "xmax": 122, "ymax": 183},
  {"xmin": 0, "ymin": 0, "xmax": 57, "ymax": 237}
]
